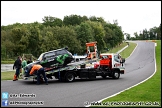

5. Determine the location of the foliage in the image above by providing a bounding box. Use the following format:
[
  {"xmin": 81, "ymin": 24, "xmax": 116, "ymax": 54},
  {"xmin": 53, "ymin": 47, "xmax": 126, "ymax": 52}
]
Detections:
[
  {"xmin": 42, "ymin": 16, "xmax": 63, "ymax": 27},
  {"xmin": 2, "ymin": 14, "xmax": 159, "ymax": 60},
  {"xmin": 129, "ymin": 24, "xmax": 161, "ymax": 40}
]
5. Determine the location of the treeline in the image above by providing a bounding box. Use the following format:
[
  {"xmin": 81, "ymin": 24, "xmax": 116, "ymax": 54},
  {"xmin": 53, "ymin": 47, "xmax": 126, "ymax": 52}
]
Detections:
[
  {"xmin": 1, "ymin": 14, "xmax": 124, "ymax": 60},
  {"xmin": 125, "ymin": 24, "xmax": 161, "ymax": 40}
]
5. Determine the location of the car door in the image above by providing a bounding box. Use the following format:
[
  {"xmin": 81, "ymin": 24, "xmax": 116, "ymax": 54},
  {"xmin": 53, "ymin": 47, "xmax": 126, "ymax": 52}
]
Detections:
[
  {"xmin": 41, "ymin": 51, "xmax": 57, "ymax": 68},
  {"xmin": 55, "ymin": 50, "xmax": 69, "ymax": 65}
]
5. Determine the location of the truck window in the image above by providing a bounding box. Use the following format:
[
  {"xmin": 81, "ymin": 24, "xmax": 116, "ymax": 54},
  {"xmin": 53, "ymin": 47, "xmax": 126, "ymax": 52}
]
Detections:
[
  {"xmin": 114, "ymin": 55, "xmax": 120, "ymax": 62},
  {"xmin": 89, "ymin": 46, "xmax": 95, "ymax": 52}
]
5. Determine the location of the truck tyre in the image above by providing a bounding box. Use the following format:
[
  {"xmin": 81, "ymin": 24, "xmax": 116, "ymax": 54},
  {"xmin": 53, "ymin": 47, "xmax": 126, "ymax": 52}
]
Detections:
[
  {"xmin": 65, "ymin": 72, "xmax": 75, "ymax": 82},
  {"xmin": 112, "ymin": 70, "xmax": 120, "ymax": 79}
]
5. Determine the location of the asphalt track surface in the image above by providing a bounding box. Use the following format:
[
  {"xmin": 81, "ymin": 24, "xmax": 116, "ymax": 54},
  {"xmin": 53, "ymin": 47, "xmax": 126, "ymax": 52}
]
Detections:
[{"xmin": 1, "ymin": 41, "xmax": 156, "ymax": 107}]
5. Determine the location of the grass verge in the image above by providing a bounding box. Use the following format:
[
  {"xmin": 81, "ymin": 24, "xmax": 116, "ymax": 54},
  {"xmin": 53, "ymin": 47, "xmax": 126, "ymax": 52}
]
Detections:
[
  {"xmin": 108, "ymin": 42, "xmax": 128, "ymax": 53},
  {"xmin": 1, "ymin": 61, "xmax": 15, "ymax": 64},
  {"xmin": 119, "ymin": 42, "xmax": 137, "ymax": 59},
  {"xmin": 1, "ymin": 71, "xmax": 15, "ymax": 80}
]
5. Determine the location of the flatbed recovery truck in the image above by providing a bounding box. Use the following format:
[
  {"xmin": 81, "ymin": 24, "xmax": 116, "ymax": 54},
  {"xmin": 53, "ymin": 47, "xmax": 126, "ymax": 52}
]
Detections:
[{"xmin": 23, "ymin": 42, "xmax": 125, "ymax": 82}]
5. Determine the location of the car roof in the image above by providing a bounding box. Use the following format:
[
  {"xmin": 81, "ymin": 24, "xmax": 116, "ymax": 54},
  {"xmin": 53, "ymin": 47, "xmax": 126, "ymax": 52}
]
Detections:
[{"xmin": 43, "ymin": 48, "xmax": 67, "ymax": 54}]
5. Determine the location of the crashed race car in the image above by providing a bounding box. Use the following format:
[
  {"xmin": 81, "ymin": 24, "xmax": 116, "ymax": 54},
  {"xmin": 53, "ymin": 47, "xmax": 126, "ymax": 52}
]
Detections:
[{"xmin": 24, "ymin": 47, "xmax": 74, "ymax": 77}]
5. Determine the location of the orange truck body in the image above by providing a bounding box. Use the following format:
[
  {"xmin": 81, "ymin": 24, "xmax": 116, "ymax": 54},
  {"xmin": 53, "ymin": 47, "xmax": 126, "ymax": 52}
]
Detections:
[
  {"xmin": 86, "ymin": 42, "xmax": 98, "ymax": 59},
  {"xmin": 99, "ymin": 54, "xmax": 112, "ymax": 69},
  {"xmin": 94, "ymin": 53, "xmax": 125, "ymax": 74}
]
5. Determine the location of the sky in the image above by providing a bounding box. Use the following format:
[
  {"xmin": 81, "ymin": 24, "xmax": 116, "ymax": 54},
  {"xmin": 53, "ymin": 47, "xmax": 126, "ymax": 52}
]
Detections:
[{"xmin": 1, "ymin": 1, "xmax": 161, "ymax": 37}]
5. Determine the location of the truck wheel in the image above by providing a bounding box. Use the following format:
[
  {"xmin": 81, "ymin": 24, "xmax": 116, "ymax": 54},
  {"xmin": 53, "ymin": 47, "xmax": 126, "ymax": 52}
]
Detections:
[
  {"xmin": 65, "ymin": 72, "xmax": 75, "ymax": 82},
  {"xmin": 112, "ymin": 70, "xmax": 120, "ymax": 79}
]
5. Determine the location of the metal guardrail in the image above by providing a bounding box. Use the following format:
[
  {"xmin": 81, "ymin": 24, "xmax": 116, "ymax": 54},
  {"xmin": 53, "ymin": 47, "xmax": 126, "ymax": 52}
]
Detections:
[{"xmin": 1, "ymin": 64, "xmax": 13, "ymax": 72}]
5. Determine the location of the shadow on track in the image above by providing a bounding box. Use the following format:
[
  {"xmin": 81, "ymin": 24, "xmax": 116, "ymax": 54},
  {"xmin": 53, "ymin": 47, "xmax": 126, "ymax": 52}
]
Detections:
[{"xmin": 21, "ymin": 76, "xmax": 123, "ymax": 85}]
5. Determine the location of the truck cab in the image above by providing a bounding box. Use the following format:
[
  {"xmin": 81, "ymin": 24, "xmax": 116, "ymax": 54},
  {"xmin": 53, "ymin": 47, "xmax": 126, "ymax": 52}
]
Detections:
[
  {"xmin": 94, "ymin": 53, "xmax": 125, "ymax": 78},
  {"xmin": 100, "ymin": 53, "xmax": 125, "ymax": 69}
]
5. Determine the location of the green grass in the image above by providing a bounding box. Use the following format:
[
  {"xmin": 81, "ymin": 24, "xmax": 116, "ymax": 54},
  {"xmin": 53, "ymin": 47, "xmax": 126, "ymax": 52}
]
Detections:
[
  {"xmin": 1, "ymin": 61, "xmax": 15, "ymax": 64},
  {"xmin": 91, "ymin": 40, "xmax": 161, "ymax": 107},
  {"xmin": 1, "ymin": 71, "xmax": 24, "ymax": 80},
  {"xmin": 108, "ymin": 42, "xmax": 128, "ymax": 53},
  {"xmin": 1, "ymin": 71, "xmax": 16, "ymax": 80},
  {"xmin": 103, "ymin": 42, "xmax": 137, "ymax": 60},
  {"xmin": 119, "ymin": 42, "xmax": 137, "ymax": 59}
]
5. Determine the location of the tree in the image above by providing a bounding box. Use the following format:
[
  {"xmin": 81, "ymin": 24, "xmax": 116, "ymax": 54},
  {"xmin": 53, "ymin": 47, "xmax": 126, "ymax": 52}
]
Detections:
[
  {"xmin": 105, "ymin": 21, "xmax": 124, "ymax": 46},
  {"xmin": 103, "ymin": 24, "xmax": 115, "ymax": 49},
  {"xmin": 125, "ymin": 33, "xmax": 131, "ymax": 40},
  {"xmin": 42, "ymin": 31, "xmax": 59, "ymax": 52},
  {"xmin": 75, "ymin": 22, "xmax": 94, "ymax": 53},
  {"xmin": 113, "ymin": 19, "xmax": 118, "ymax": 26},
  {"xmin": 42, "ymin": 16, "xmax": 63, "ymax": 27},
  {"xmin": 134, "ymin": 32, "xmax": 139, "ymax": 40},
  {"xmin": 1, "ymin": 40, "xmax": 14, "ymax": 59},
  {"xmin": 89, "ymin": 16, "xmax": 98, "ymax": 22},
  {"xmin": 86, "ymin": 21, "xmax": 106, "ymax": 52},
  {"xmin": 81, "ymin": 15, "xmax": 89, "ymax": 22},
  {"xmin": 157, "ymin": 24, "xmax": 161, "ymax": 40},
  {"xmin": 89, "ymin": 16, "xmax": 106, "ymax": 24},
  {"xmin": 51, "ymin": 26, "xmax": 82, "ymax": 54},
  {"xmin": 63, "ymin": 14, "xmax": 82, "ymax": 26},
  {"xmin": 27, "ymin": 26, "xmax": 43, "ymax": 57},
  {"xmin": 10, "ymin": 27, "xmax": 27, "ymax": 56}
]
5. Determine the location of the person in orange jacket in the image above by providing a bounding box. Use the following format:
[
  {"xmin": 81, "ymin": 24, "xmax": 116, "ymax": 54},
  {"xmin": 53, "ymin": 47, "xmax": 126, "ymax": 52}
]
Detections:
[{"xmin": 29, "ymin": 64, "xmax": 48, "ymax": 85}]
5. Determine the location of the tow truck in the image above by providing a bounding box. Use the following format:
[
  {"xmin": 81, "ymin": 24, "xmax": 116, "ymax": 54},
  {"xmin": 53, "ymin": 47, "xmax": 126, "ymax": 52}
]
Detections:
[{"xmin": 23, "ymin": 42, "xmax": 125, "ymax": 82}]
